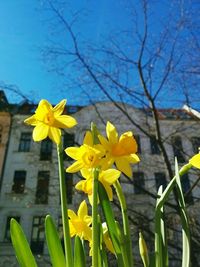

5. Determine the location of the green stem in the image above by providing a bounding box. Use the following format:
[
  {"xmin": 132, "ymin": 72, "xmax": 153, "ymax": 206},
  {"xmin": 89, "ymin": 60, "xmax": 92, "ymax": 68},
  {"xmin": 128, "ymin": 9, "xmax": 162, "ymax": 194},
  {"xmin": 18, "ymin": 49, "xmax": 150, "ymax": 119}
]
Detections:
[
  {"xmin": 57, "ymin": 142, "xmax": 73, "ymax": 267},
  {"xmin": 92, "ymin": 168, "xmax": 100, "ymax": 267},
  {"xmin": 114, "ymin": 180, "xmax": 133, "ymax": 267},
  {"xmin": 155, "ymin": 163, "xmax": 192, "ymax": 267}
]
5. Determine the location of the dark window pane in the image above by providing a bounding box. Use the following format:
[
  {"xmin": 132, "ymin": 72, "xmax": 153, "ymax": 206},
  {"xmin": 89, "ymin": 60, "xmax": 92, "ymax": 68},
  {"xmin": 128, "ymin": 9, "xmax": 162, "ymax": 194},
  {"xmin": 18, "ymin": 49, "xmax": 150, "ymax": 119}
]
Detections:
[
  {"xmin": 64, "ymin": 133, "xmax": 75, "ymax": 160},
  {"xmin": 150, "ymin": 135, "xmax": 160, "ymax": 155},
  {"xmin": 66, "ymin": 173, "xmax": 73, "ymax": 204},
  {"xmin": 12, "ymin": 171, "xmax": 26, "ymax": 193},
  {"xmin": 31, "ymin": 216, "xmax": 45, "ymax": 254},
  {"xmin": 133, "ymin": 172, "xmax": 145, "ymax": 194},
  {"xmin": 191, "ymin": 137, "xmax": 200, "ymax": 154},
  {"xmin": 40, "ymin": 138, "xmax": 52, "ymax": 160},
  {"xmin": 172, "ymin": 136, "xmax": 185, "ymax": 163},
  {"xmin": 4, "ymin": 216, "xmax": 20, "ymax": 242},
  {"xmin": 134, "ymin": 135, "xmax": 141, "ymax": 154},
  {"xmin": 181, "ymin": 174, "xmax": 193, "ymax": 204},
  {"xmin": 155, "ymin": 172, "xmax": 167, "ymax": 191},
  {"xmin": 35, "ymin": 171, "xmax": 49, "ymax": 204},
  {"xmin": 18, "ymin": 132, "xmax": 31, "ymax": 152}
]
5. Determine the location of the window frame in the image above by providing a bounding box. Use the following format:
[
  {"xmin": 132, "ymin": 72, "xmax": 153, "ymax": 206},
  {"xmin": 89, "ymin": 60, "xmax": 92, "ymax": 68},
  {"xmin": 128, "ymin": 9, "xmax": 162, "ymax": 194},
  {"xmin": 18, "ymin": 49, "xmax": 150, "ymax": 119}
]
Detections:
[{"xmin": 18, "ymin": 132, "xmax": 32, "ymax": 152}]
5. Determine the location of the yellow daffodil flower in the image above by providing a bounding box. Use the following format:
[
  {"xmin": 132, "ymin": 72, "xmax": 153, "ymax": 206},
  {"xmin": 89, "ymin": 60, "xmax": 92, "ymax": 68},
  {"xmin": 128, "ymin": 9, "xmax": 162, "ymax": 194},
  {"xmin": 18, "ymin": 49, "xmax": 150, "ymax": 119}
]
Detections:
[
  {"xmin": 98, "ymin": 121, "xmax": 140, "ymax": 178},
  {"xmin": 102, "ymin": 222, "xmax": 115, "ymax": 254},
  {"xmin": 24, "ymin": 99, "xmax": 77, "ymax": 144},
  {"xmin": 65, "ymin": 131, "xmax": 105, "ymax": 173},
  {"xmin": 68, "ymin": 200, "xmax": 92, "ymax": 241},
  {"xmin": 189, "ymin": 153, "xmax": 200, "ymax": 169},
  {"xmin": 75, "ymin": 168, "xmax": 121, "ymax": 204}
]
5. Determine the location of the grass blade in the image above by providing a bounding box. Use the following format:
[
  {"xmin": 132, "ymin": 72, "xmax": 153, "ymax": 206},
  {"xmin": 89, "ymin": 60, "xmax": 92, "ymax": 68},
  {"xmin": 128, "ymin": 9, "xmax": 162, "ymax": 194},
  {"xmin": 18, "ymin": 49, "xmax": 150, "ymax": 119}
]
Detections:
[
  {"xmin": 45, "ymin": 215, "xmax": 66, "ymax": 267},
  {"xmin": 10, "ymin": 218, "xmax": 37, "ymax": 267}
]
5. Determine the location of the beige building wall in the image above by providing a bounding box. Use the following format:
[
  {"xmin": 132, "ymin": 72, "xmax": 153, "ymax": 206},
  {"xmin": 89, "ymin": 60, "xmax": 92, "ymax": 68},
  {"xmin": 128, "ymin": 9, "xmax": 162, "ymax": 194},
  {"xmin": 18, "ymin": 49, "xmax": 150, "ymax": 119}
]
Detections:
[{"xmin": 0, "ymin": 112, "xmax": 11, "ymax": 180}]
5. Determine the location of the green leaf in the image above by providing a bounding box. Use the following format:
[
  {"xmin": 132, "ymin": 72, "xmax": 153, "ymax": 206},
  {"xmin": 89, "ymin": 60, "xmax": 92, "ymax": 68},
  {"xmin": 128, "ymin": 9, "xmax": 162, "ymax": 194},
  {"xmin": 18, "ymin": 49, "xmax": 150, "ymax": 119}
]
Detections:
[
  {"xmin": 98, "ymin": 182, "xmax": 124, "ymax": 267},
  {"xmin": 45, "ymin": 215, "xmax": 66, "ymax": 267},
  {"xmin": 175, "ymin": 158, "xmax": 190, "ymax": 267},
  {"xmin": 74, "ymin": 236, "xmax": 86, "ymax": 267},
  {"xmin": 155, "ymin": 186, "xmax": 168, "ymax": 267},
  {"xmin": 10, "ymin": 218, "xmax": 37, "ymax": 267}
]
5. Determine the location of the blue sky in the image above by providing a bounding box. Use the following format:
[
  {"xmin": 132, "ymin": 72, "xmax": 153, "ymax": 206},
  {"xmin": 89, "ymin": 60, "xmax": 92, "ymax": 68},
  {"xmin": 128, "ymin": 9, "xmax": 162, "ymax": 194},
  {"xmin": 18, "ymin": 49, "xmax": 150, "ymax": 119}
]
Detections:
[
  {"xmin": 0, "ymin": 0, "xmax": 131, "ymax": 105},
  {"xmin": 0, "ymin": 1, "xmax": 198, "ymax": 109}
]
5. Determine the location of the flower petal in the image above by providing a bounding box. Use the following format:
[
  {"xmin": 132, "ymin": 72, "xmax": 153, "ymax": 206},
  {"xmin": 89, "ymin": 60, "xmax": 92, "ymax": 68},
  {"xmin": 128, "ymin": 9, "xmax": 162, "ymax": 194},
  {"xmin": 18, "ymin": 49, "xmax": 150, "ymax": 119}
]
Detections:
[
  {"xmin": 32, "ymin": 123, "xmax": 49, "ymax": 142},
  {"xmin": 127, "ymin": 154, "xmax": 140, "ymax": 163},
  {"xmin": 54, "ymin": 115, "xmax": 77, "ymax": 129},
  {"xmin": 106, "ymin": 121, "xmax": 118, "ymax": 144},
  {"xmin": 101, "ymin": 169, "xmax": 121, "ymax": 185},
  {"xmin": 24, "ymin": 115, "xmax": 37, "ymax": 126},
  {"xmin": 68, "ymin": 209, "xmax": 77, "ymax": 220},
  {"xmin": 66, "ymin": 161, "xmax": 84, "ymax": 173},
  {"xmin": 53, "ymin": 99, "xmax": 66, "ymax": 116},
  {"xmin": 65, "ymin": 147, "xmax": 79, "ymax": 160},
  {"xmin": 35, "ymin": 100, "xmax": 52, "ymax": 121},
  {"xmin": 115, "ymin": 158, "xmax": 132, "ymax": 178},
  {"xmin": 48, "ymin": 127, "xmax": 61, "ymax": 144},
  {"xmin": 78, "ymin": 200, "xmax": 88, "ymax": 218},
  {"xmin": 98, "ymin": 135, "xmax": 111, "ymax": 151},
  {"xmin": 83, "ymin": 131, "xmax": 93, "ymax": 146},
  {"xmin": 189, "ymin": 154, "xmax": 200, "ymax": 169}
]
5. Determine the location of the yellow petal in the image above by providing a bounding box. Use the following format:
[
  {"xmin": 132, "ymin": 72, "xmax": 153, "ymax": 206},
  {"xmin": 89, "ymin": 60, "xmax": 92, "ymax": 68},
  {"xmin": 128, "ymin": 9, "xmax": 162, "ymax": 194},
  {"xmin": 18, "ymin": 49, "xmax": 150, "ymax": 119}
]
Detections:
[
  {"xmin": 127, "ymin": 154, "xmax": 140, "ymax": 163},
  {"xmin": 115, "ymin": 158, "xmax": 132, "ymax": 178},
  {"xmin": 84, "ymin": 215, "xmax": 92, "ymax": 226},
  {"xmin": 69, "ymin": 221, "xmax": 76, "ymax": 237},
  {"xmin": 80, "ymin": 168, "xmax": 92, "ymax": 179},
  {"xmin": 48, "ymin": 127, "xmax": 61, "ymax": 144},
  {"xmin": 66, "ymin": 161, "xmax": 84, "ymax": 173},
  {"xmin": 189, "ymin": 154, "xmax": 200, "ymax": 169},
  {"xmin": 101, "ymin": 169, "xmax": 121, "ymax": 185},
  {"xmin": 101, "ymin": 182, "xmax": 113, "ymax": 200},
  {"xmin": 32, "ymin": 123, "xmax": 49, "ymax": 142},
  {"xmin": 78, "ymin": 200, "xmax": 88, "ymax": 218},
  {"xmin": 75, "ymin": 180, "xmax": 85, "ymax": 191},
  {"xmin": 54, "ymin": 115, "xmax": 77, "ymax": 129},
  {"xmin": 98, "ymin": 135, "xmax": 111, "ymax": 151},
  {"xmin": 65, "ymin": 147, "xmax": 79, "ymax": 160},
  {"xmin": 119, "ymin": 132, "xmax": 138, "ymax": 154},
  {"xmin": 83, "ymin": 131, "xmax": 93, "ymax": 146},
  {"xmin": 53, "ymin": 99, "xmax": 66, "ymax": 116},
  {"xmin": 88, "ymin": 194, "xmax": 93, "ymax": 205},
  {"xmin": 35, "ymin": 100, "xmax": 52, "ymax": 120},
  {"xmin": 24, "ymin": 115, "xmax": 37, "ymax": 126},
  {"xmin": 68, "ymin": 209, "xmax": 77, "ymax": 220},
  {"xmin": 106, "ymin": 121, "xmax": 118, "ymax": 144},
  {"xmin": 82, "ymin": 225, "xmax": 92, "ymax": 242}
]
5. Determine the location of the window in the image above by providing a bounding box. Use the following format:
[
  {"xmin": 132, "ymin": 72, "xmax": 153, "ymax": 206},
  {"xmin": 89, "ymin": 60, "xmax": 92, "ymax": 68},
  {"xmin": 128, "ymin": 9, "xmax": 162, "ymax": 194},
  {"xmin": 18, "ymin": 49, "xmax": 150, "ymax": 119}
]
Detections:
[
  {"xmin": 63, "ymin": 133, "xmax": 75, "ymax": 160},
  {"xmin": 35, "ymin": 171, "xmax": 50, "ymax": 204},
  {"xmin": 155, "ymin": 172, "xmax": 167, "ymax": 191},
  {"xmin": 181, "ymin": 174, "xmax": 193, "ymax": 204},
  {"xmin": 191, "ymin": 137, "xmax": 200, "ymax": 154},
  {"xmin": 12, "ymin": 171, "xmax": 26, "ymax": 193},
  {"xmin": 40, "ymin": 138, "xmax": 52, "ymax": 160},
  {"xmin": 171, "ymin": 136, "xmax": 185, "ymax": 163},
  {"xmin": 18, "ymin": 132, "xmax": 32, "ymax": 152},
  {"xmin": 66, "ymin": 173, "xmax": 73, "ymax": 204},
  {"xmin": 150, "ymin": 135, "xmax": 160, "ymax": 154},
  {"xmin": 4, "ymin": 216, "xmax": 20, "ymax": 242},
  {"xmin": 133, "ymin": 172, "xmax": 145, "ymax": 194},
  {"xmin": 31, "ymin": 216, "xmax": 45, "ymax": 254},
  {"xmin": 134, "ymin": 135, "xmax": 141, "ymax": 154}
]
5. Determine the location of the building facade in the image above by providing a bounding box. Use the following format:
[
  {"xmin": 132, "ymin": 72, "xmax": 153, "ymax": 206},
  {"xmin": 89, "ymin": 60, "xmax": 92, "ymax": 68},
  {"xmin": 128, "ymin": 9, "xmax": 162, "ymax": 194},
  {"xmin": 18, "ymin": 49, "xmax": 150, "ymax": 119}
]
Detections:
[{"xmin": 0, "ymin": 96, "xmax": 200, "ymax": 266}]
